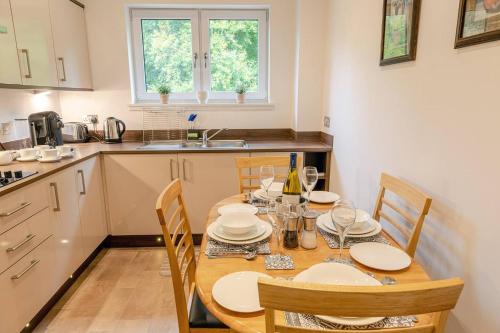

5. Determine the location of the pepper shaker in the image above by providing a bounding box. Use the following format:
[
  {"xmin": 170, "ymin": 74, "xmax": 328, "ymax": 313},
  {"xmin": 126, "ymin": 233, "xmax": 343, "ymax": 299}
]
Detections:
[{"xmin": 284, "ymin": 212, "xmax": 299, "ymax": 249}]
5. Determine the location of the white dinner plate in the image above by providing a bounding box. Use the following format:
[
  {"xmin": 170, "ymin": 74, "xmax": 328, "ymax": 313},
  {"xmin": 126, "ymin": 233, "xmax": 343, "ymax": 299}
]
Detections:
[
  {"xmin": 37, "ymin": 156, "xmax": 62, "ymax": 163},
  {"xmin": 350, "ymin": 242, "xmax": 412, "ymax": 271},
  {"xmin": 218, "ymin": 203, "xmax": 258, "ymax": 216},
  {"xmin": 212, "ymin": 221, "xmax": 267, "ymax": 241},
  {"xmin": 317, "ymin": 214, "xmax": 381, "ymax": 237},
  {"xmin": 253, "ymin": 187, "xmax": 283, "ymax": 200},
  {"xmin": 294, "ymin": 263, "xmax": 384, "ymax": 326},
  {"xmin": 17, "ymin": 156, "xmax": 38, "ymax": 162},
  {"xmin": 213, "ymin": 271, "xmax": 272, "ymax": 313},
  {"xmin": 207, "ymin": 221, "xmax": 272, "ymax": 245},
  {"xmin": 305, "ymin": 191, "xmax": 340, "ymax": 204}
]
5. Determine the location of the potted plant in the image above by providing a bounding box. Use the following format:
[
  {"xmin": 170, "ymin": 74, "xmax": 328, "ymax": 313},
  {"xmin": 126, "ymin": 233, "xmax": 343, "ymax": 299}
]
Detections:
[
  {"xmin": 235, "ymin": 85, "xmax": 247, "ymax": 104},
  {"xmin": 158, "ymin": 85, "xmax": 171, "ymax": 104}
]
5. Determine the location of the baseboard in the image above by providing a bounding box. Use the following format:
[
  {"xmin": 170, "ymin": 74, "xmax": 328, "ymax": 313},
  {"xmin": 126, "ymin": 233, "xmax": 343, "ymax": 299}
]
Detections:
[
  {"xmin": 104, "ymin": 234, "xmax": 204, "ymax": 248},
  {"xmin": 23, "ymin": 240, "xmax": 105, "ymax": 333}
]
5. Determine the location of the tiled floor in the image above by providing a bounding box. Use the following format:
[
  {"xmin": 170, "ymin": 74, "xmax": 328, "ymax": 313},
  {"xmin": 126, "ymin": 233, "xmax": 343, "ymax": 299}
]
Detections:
[{"xmin": 34, "ymin": 248, "xmax": 180, "ymax": 333}]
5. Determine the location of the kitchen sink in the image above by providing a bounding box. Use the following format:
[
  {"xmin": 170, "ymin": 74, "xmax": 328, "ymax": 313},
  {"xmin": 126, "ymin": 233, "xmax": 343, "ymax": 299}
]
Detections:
[{"xmin": 138, "ymin": 140, "xmax": 248, "ymax": 150}]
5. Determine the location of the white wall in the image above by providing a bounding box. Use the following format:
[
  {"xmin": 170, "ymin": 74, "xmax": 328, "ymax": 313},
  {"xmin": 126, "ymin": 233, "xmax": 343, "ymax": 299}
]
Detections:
[
  {"xmin": 323, "ymin": 1, "xmax": 500, "ymax": 332},
  {"xmin": 60, "ymin": 0, "xmax": 322, "ymax": 130}
]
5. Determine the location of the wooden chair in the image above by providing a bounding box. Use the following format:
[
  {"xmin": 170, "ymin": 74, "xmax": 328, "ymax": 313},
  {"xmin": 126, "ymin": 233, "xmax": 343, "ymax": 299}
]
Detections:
[
  {"xmin": 235, "ymin": 155, "xmax": 302, "ymax": 193},
  {"xmin": 258, "ymin": 277, "xmax": 464, "ymax": 333},
  {"xmin": 373, "ymin": 173, "xmax": 433, "ymax": 257},
  {"xmin": 155, "ymin": 179, "xmax": 228, "ymax": 333}
]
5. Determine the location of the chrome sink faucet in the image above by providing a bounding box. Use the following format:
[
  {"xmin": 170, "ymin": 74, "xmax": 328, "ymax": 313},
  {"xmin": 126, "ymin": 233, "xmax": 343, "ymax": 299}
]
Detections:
[{"xmin": 202, "ymin": 128, "xmax": 228, "ymax": 146}]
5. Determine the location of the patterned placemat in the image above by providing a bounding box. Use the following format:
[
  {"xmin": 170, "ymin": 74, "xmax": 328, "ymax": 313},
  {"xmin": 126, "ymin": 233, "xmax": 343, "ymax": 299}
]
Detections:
[
  {"xmin": 205, "ymin": 237, "xmax": 271, "ymax": 255},
  {"xmin": 319, "ymin": 229, "xmax": 390, "ymax": 249},
  {"xmin": 285, "ymin": 312, "xmax": 416, "ymax": 330},
  {"xmin": 265, "ymin": 254, "xmax": 295, "ymax": 270}
]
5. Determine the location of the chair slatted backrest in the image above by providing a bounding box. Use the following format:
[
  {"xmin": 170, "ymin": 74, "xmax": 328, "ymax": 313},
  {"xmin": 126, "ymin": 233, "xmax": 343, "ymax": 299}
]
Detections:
[
  {"xmin": 373, "ymin": 173, "xmax": 432, "ymax": 257},
  {"xmin": 258, "ymin": 277, "xmax": 464, "ymax": 333},
  {"xmin": 155, "ymin": 179, "xmax": 196, "ymax": 333},
  {"xmin": 235, "ymin": 156, "xmax": 302, "ymax": 193}
]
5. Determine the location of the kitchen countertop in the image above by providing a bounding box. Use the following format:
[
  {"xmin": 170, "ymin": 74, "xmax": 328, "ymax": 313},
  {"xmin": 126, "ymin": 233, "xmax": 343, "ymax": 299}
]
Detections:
[{"xmin": 0, "ymin": 140, "xmax": 332, "ymax": 197}]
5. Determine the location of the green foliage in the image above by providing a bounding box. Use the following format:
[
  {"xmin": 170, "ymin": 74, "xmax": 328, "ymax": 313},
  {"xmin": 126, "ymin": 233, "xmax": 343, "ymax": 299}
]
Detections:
[
  {"xmin": 235, "ymin": 84, "xmax": 247, "ymax": 94},
  {"xmin": 141, "ymin": 18, "xmax": 259, "ymax": 94},
  {"xmin": 142, "ymin": 19, "xmax": 193, "ymax": 93},
  {"xmin": 209, "ymin": 20, "xmax": 259, "ymax": 92},
  {"xmin": 157, "ymin": 85, "xmax": 171, "ymax": 95}
]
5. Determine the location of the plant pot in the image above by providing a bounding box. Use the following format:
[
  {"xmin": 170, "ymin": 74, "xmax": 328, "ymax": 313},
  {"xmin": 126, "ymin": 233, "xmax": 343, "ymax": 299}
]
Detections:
[
  {"xmin": 160, "ymin": 94, "xmax": 170, "ymax": 104},
  {"xmin": 197, "ymin": 91, "xmax": 208, "ymax": 104},
  {"xmin": 236, "ymin": 93, "xmax": 246, "ymax": 104}
]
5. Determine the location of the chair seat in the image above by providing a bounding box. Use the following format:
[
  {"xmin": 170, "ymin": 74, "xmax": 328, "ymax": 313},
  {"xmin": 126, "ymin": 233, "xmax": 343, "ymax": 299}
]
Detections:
[{"xmin": 189, "ymin": 288, "xmax": 228, "ymax": 329}]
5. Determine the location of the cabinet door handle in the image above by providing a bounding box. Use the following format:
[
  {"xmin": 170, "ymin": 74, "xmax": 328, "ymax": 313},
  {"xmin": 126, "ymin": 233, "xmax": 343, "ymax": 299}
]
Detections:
[
  {"xmin": 50, "ymin": 183, "xmax": 61, "ymax": 212},
  {"xmin": 169, "ymin": 159, "xmax": 175, "ymax": 181},
  {"xmin": 6, "ymin": 234, "xmax": 36, "ymax": 253},
  {"xmin": 11, "ymin": 259, "xmax": 40, "ymax": 280},
  {"xmin": 77, "ymin": 170, "xmax": 86, "ymax": 195},
  {"xmin": 21, "ymin": 49, "xmax": 32, "ymax": 79},
  {"xmin": 58, "ymin": 57, "xmax": 67, "ymax": 82},
  {"xmin": 182, "ymin": 158, "xmax": 188, "ymax": 181},
  {"xmin": 0, "ymin": 202, "xmax": 31, "ymax": 217}
]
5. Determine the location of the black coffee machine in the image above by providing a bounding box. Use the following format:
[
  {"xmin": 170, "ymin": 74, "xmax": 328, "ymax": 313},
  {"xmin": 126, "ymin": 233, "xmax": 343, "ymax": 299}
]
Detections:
[{"xmin": 28, "ymin": 111, "xmax": 64, "ymax": 147}]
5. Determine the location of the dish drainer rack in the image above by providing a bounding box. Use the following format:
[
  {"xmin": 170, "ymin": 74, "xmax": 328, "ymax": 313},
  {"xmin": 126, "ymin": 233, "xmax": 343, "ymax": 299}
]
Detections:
[{"xmin": 142, "ymin": 109, "xmax": 187, "ymax": 143}]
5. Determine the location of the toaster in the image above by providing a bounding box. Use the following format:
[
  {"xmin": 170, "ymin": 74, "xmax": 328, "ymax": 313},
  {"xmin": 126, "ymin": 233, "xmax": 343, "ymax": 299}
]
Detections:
[{"xmin": 62, "ymin": 122, "xmax": 90, "ymax": 143}]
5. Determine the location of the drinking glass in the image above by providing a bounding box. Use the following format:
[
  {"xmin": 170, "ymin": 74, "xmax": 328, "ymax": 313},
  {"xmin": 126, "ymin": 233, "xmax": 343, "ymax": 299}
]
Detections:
[
  {"xmin": 302, "ymin": 166, "xmax": 318, "ymax": 205},
  {"xmin": 260, "ymin": 165, "xmax": 275, "ymax": 212},
  {"xmin": 330, "ymin": 200, "xmax": 356, "ymax": 259}
]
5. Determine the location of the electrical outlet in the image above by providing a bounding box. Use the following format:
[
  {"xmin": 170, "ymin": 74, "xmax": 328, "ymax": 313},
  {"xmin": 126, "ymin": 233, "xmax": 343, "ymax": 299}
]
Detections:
[
  {"xmin": 323, "ymin": 116, "xmax": 331, "ymax": 128},
  {"xmin": 83, "ymin": 114, "xmax": 98, "ymax": 124}
]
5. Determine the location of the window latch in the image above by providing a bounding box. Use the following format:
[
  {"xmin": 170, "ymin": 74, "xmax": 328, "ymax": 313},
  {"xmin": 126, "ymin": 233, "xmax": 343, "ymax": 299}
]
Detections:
[
  {"xmin": 193, "ymin": 53, "xmax": 198, "ymax": 69},
  {"xmin": 204, "ymin": 52, "xmax": 209, "ymax": 69}
]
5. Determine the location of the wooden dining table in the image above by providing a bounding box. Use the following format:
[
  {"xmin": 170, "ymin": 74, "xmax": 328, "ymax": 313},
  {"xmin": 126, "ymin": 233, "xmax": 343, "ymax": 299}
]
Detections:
[{"xmin": 195, "ymin": 194, "xmax": 433, "ymax": 333}]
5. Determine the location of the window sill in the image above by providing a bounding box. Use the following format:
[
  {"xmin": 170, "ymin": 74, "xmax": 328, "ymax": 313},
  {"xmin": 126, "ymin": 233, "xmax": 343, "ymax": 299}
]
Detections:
[{"xmin": 129, "ymin": 102, "xmax": 275, "ymax": 112}]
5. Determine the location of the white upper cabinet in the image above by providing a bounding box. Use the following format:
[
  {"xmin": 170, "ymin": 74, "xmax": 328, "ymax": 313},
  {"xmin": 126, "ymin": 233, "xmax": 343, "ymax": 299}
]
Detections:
[
  {"xmin": 49, "ymin": 0, "xmax": 92, "ymax": 89},
  {"xmin": 0, "ymin": 0, "xmax": 21, "ymax": 84},
  {"xmin": 10, "ymin": 0, "xmax": 59, "ymax": 87}
]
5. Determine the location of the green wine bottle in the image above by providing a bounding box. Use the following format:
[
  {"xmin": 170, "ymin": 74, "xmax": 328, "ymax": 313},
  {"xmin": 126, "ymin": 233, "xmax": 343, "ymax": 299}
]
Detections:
[{"xmin": 282, "ymin": 153, "xmax": 301, "ymax": 204}]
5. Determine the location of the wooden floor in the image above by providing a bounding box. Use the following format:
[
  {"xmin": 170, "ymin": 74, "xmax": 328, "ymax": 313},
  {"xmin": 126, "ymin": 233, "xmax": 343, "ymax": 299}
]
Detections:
[{"xmin": 34, "ymin": 248, "xmax": 180, "ymax": 333}]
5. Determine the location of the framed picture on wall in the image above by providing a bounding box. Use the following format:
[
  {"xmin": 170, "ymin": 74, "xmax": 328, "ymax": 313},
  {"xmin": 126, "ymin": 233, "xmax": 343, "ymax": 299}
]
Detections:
[
  {"xmin": 380, "ymin": 0, "xmax": 422, "ymax": 66},
  {"xmin": 455, "ymin": 0, "xmax": 500, "ymax": 48}
]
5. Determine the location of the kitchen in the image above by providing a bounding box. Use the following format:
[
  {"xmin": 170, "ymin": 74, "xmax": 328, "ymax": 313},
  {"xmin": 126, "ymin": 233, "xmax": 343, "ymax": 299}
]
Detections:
[{"xmin": 0, "ymin": 0, "xmax": 499, "ymax": 333}]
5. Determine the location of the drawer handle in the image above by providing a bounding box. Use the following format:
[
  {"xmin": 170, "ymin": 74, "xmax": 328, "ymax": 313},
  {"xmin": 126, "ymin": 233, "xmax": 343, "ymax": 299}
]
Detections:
[
  {"xmin": 11, "ymin": 259, "xmax": 40, "ymax": 280},
  {"xmin": 0, "ymin": 202, "xmax": 31, "ymax": 217},
  {"xmin": 6, "ymin": 234, "xmax": 36, "ymax": 253}
]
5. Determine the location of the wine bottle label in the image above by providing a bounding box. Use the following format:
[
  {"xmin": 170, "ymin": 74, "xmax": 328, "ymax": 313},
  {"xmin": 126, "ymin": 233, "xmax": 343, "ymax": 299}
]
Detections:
[{"xmin": 282, "ymin": 194, "xmax": 301, "ymax": 205}]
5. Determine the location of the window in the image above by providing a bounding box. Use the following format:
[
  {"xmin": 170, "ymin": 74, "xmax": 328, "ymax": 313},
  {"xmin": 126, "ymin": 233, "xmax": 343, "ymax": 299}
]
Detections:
[{"xmin": 130, "ymin": 8, "xmax": 268, "ymax": 103}]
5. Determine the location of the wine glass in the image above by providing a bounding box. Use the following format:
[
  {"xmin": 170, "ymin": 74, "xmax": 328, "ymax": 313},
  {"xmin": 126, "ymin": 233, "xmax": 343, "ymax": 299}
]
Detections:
[
  {"xmin": 330, "ymin": 200, "xmax": 356, "ymax": 259},
  {"xmin": 260, "ymin": 165, "xmax": 275, "ymax": 212},
  {"xmin": 302, "ymin": 166, "xmax": 318, "ymax": 205}
]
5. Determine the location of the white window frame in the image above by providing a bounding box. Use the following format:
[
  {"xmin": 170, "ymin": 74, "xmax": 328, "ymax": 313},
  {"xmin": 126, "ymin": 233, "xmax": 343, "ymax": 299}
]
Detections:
[
  {"xmin": 128, "ymin": 8, "xmax": 269, "ymax": 103},
  {"xmin": 200, "ymin": 10, "xmax": 268, "ymax": 101},
  {"xmin": 131, "ymin": 9, "xmax": 200, "ymax": 102}
]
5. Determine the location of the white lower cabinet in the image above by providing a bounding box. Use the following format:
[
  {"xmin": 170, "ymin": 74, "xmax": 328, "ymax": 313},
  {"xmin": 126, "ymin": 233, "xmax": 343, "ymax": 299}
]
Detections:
[
  {"xmin": 46, "ymin": 166, "xmax": 85, "ymax": 282},
  {"xmin": 104, "ymin": 154, "xmax": 178, "ymax": 235},
  {"xmin": 76, "ymin": 157, "xmax": 107, "ymax": 258},
  {"xmin": 0, "ymin": 236, "xmax": 59, "ymax": 333},
  {"xmin": 179, "ymin": 153, "xmax": 248, "ymax": 233}
]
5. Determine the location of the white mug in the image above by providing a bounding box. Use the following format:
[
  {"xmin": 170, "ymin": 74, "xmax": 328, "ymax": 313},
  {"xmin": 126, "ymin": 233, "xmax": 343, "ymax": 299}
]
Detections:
[
  {"xmin": 40, "ymin": 149, "xmax": 59, "ymax": 160},
  {"xmin": 56, "ymin": 145, "xmax": 74, "ymax": 156},
  {"xmin": 19, "ymin": 148, "xmax": 38, "ymax": 159},
  {"xmin": 0, "ymin": 151, "xmax": 15, "ymax": 165}
]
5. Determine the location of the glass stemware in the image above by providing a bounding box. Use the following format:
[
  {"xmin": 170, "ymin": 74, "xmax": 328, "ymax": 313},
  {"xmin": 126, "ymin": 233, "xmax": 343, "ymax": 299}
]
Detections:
[
  {"xmin": 259, "ymin": 165, "xmax": 275, "ymax": 212},
  {"xmin": 330, "ymin": 200, "xmax": 356, "ymax": 259},
  {"xmin": 302, "ymin": 166, "xmax": 318, "ymax": 205}
]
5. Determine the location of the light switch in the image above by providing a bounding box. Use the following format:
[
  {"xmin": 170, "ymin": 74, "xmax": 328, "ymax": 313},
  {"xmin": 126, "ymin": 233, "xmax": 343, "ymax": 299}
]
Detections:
[{"xmin": 0, "ymin": 26, "xmax": 7, "ymax": 34}]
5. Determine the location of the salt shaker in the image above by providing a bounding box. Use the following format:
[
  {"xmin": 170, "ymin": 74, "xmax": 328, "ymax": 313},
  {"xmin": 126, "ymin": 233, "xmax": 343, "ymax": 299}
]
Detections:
[
  {"xmin": 284, "ymin": 212, "xmax": 299, "ymax": 249},
  {"xmin": 301, "ymin": 211, "xmax": 319, "ymax": 249}
]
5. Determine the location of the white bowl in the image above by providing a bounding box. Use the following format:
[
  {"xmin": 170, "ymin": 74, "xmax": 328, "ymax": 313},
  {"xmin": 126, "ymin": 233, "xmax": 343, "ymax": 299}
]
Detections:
[{"xmin": 218, "ymin": 212, "xmax": 259, "ymax": 235}]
